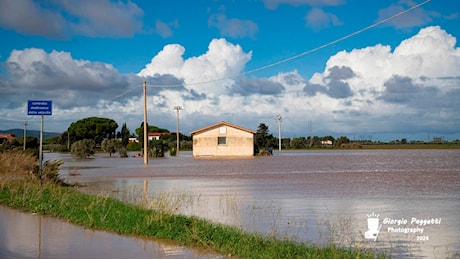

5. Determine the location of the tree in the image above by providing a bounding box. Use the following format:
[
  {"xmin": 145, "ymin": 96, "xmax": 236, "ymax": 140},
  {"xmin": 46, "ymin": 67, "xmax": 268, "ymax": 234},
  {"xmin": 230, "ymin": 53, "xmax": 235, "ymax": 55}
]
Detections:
[
  {"xmin": 68, "ymin": 117, "xmax": 118, "ymax": 144},
  {"xmin": 335, "ymin": 136, "xmax": 350, "ymax": 147},
  {"xmin": 135, "ymin": 122, "xmax": 169, "ymax": 148},
  {"xmin": 291, "ymin": 137, "xmax": 308, "ymax": 149},
  {"xmin": 101, "ymin": 139, "xmax": 120, "ymax": 157},
  {"xmin": 255, "ymin": 123, "xmax": 267, "ymax": 149},
  {"xmin": 150, "ymin": 139, "xmax": 167, "ymax": 157},
  {"xmin": 120, "ymin": 123, "xmax": 130, "ymax": 148},
  {"xmin": 71, "ymin": 139, "xmax": 95, "ymax": 158}
]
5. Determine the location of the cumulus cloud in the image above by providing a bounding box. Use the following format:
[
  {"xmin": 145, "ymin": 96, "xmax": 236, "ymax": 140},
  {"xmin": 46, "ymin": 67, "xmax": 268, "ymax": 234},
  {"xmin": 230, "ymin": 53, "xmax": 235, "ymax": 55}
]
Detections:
[
  {"xmin": 298, "ymin": 25, "xmax": 460, "ymax": 136},
  {"xmin": 305, "ymin": 8, "xmax": 343, "ymax": 31},
  {"xmin": 153, "ymin": 19, "xmax": 178, "ymax": 38},
  {"xmin": 376, "ymin": 0, "xmax": 433, "ymax": 29},
  {"xmin": 231, "ymin": 77, "xmax": 285, "ymax": 95},
  {"xmin": 1, "ymin": 48, "xmax": 138, "ymax": 108},
  {"xmin": 379, "ymin": 75, "xmax": 423, "ymax": 103},
  {"xmin": 1, "ymin": 26, "xmax": 458, "ymax": 141},
  {"xmin": 135, "ymin": 25, "xmax": 459, "ymax": 139},
  {"xmin": 0, "ymin": 0, "xmax": 144, "ymax": 38},
  {"xmin": 0, "ymin": 0, "xmax": 65, "ymax": 38},
  {"xmin": 208, "ymin": 14, "xmax": 259, "ymax": 39},
  {"xmin": 138, "ymin": 38, "xmax": 253, "ymax": 97}
]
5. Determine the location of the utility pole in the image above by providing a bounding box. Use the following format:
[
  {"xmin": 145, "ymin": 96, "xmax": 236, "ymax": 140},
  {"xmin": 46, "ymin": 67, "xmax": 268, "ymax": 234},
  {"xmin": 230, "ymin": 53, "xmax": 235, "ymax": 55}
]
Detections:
[
  {"xmin": 143, "ymin": 81, "xmax": 148, "ymax": 165},
  {"xmin": 39, "ymin": 116, "xmax": 44, "ymax": 179},
  {"xmin": 173, "ymin": 106, "xmax": 182, "ymax": 155},
  {"xmin": 23, "ymin": 121, "xmax": 27, "ymax": 150},
  {"xmin": 276, "ymin": 114, "xmax": 282, "ymax": 151}
]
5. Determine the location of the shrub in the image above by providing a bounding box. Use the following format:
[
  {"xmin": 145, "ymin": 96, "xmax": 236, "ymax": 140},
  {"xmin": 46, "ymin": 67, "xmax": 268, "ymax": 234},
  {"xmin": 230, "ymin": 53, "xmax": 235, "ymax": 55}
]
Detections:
[{"xmin": 71, "ymin": 139, "xmax": 95, "ymax": 158}]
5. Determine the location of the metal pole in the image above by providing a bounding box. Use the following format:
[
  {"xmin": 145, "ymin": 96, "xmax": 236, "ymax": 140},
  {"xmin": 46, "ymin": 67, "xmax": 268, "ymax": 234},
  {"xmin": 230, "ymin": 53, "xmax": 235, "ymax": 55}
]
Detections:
[
  {"xmin": 173, "ymin": 106, "xmax": 182, "ymax": 155},
  {"xmin": 39, "ymin": 116, "xmax": 43, "ymax": 179},
  {"xmin": 23, "ymin": 121, "xmax": 27, "ymax": 150},
  {"xmin": 143, "ymin": 81, "xmax": 148, "ymax": 165},
  {"xmin": 276, "ymin": 114, "xmax": 282, "ymax": 151}
]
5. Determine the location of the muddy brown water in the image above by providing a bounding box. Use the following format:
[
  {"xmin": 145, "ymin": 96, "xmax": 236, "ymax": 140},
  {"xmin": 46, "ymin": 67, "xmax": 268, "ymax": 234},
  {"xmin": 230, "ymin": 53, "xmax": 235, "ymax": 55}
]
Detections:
[
  {"xmin": 1, "ymin": 149, "xmax": 459, "ymax": 258},
  {"xmin": 0, "ymin": 205, "xmax": 224, "ymax": 258}
]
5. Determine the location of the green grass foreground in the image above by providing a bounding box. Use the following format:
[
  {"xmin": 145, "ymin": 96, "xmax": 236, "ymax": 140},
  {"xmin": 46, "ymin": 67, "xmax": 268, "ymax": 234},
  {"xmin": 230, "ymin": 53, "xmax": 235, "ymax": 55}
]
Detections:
[{"xmin": 0, "ymin": 151, "xmax": 384, "ymax": 258}]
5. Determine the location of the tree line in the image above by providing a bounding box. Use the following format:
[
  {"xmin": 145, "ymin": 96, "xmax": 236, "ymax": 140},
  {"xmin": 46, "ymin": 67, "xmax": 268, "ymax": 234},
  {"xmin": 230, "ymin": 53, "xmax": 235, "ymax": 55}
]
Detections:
[
  {"xmin": 254, "ymin": 123, "xmax": 354, "ymax": 151},
  {"xmin": 4, "ymin": 117, "xmax": 454, "ymax": 158},
  {"xmin": 55, "ymin": 117, "xmax": 192, "ymax": 158}
]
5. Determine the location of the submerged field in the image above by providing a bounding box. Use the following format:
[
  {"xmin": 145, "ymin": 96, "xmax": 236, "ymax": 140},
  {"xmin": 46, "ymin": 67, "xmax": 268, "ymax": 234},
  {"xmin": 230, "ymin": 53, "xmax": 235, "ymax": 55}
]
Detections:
[{"xmin": 0, "ymin": 151, "xmax": 384, "ymax": 259}]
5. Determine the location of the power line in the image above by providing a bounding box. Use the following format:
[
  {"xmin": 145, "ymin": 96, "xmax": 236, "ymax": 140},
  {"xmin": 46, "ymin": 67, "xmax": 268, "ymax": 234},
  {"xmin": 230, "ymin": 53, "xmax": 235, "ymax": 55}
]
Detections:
[
  {"xmin": 242, "ymin": 0, "xmax": 432, "ymax": 75},
  {"xmin": 110, "ymin": 0, "xmax": 432, "ymax": 100}
]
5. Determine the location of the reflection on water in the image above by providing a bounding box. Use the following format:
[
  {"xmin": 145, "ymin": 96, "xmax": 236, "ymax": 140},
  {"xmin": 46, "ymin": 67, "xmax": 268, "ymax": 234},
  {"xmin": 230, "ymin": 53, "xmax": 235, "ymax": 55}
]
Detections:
[
  {"xmin": 0, "ymin": 206, "xmax": 223, "ymax": 258},
  {"xmin": 3, "ymin": 149, "xmax": 460, "ymax": 258}
]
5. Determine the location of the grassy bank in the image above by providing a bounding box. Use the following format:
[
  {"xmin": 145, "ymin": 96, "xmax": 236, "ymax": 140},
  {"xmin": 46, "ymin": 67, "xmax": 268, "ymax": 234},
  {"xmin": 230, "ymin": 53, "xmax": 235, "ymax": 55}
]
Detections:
[{"xmin": 0, "ymin": 151, "xmax": 384, "ymax": 258}]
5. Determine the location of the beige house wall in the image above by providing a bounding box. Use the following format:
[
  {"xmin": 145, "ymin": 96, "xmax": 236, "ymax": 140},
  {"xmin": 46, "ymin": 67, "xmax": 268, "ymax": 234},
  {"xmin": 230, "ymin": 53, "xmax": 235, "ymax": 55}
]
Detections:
[{"xmin": 192, "ymin": 124, "xmax": 254, "ymax": 157}]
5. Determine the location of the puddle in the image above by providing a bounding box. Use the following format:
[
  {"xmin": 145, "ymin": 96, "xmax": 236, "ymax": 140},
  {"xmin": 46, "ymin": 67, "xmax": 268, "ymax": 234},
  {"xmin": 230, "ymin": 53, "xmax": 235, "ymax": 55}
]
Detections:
[{"xmin": 0, "ymin": 206, "xmax": 224, "ymax": 258}]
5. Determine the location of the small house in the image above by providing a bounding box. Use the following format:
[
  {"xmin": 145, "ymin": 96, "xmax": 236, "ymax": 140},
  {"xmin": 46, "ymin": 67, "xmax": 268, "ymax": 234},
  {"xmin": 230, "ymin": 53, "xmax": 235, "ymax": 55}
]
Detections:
[{"xmin": 190, "ymin": 121, "xmax": 255, "ymax": 157}]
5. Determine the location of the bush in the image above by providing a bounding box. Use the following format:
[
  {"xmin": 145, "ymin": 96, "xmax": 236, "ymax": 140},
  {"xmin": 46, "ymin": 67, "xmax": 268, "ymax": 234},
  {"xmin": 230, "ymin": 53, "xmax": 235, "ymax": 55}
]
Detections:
[
  {"xmin": 33, "ymin": 160, "xmax": 64, "ymax": 183},
  {"xmin": 101, "ymin": 139, "xmax": 120, "ymax": 157},
  {"xmin": 71, "ymin": 139, "xmax": 95, "ymax": 158},
  {"xmin": 126, "ymin": 142, "xmax": 141, "ymax": 151}
]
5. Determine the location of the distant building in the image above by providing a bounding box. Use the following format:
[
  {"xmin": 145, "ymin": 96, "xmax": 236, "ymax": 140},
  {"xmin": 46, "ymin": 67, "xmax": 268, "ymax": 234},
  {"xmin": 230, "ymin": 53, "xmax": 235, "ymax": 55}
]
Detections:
[
  {"xmin": 321, "ymin": 140, "xmax": 333, "ymax": 146},
  {"xmin": 148, "ymin": 132, "xmax": 172, "ymax": 141},
  {"xmin": 190, "ymin": 121, "xmax": 255, "ymax": 157},
  {"xmin": 433, "ymin": 137, "xmax": 443, "ymax": 143},
  {"xmin": 0, "ymin": 134, "xmax": 15, "ymax": 143}
]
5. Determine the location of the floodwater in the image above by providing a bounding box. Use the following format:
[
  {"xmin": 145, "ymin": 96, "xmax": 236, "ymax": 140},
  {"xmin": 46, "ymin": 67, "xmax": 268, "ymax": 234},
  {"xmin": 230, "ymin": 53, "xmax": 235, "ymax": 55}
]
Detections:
[
  {"xmin": 2, "ymin": 149, "xmax": 460, "ymax": 258},
  {"xmin": 0, "ymin": 206, "xmax": 222, "ymax": 259}
]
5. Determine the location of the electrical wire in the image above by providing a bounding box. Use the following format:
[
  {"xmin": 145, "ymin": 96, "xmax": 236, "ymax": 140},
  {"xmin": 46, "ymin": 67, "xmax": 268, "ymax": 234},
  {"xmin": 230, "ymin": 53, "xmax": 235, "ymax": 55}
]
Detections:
[{"xmin": 113, "ymin": 0, "xmax": 431, "ymax": 99}]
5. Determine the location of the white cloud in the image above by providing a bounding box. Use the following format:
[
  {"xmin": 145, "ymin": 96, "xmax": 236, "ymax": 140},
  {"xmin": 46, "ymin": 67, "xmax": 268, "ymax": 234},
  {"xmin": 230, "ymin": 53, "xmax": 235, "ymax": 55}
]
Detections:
[
  {"xmin": 1, "ymin": 26, "xmax": 458, "ymax": 141},
  {"xmin": 296, "ymin": 25, "xmax": 460, "ymax": 136},
  {"xmin": 305, "ymin": 8, "xmax": 343, "ymax": 31},
  {"xmin": 0, "ymin": 0, "xmax": 65, "ymax": 38},
  {"xmin": 138, "ymin": 38, "xmax": 252, "ymax": 97},
  {"xmin": 154, "ymin": 19, "xmax": 178, "ymax": 38},
  {"xmin": 0, "ymin": 0, "xmax": 144, "ymax": 38},
  {"xmin": 2, "ymin": 48, "xmax": 136, "ymax": 108},
  {"xmin": 376, "ymin": 0, "xmax": 433, "ymax": 29},
  {"xmin": 208, "ymin": 14, "xmax": 259, "ymax": 39}
]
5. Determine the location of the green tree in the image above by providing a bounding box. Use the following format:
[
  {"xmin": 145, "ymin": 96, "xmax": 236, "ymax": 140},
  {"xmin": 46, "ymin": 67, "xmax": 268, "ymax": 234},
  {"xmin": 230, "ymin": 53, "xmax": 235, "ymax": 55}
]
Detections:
[
  {"xmin": 13, "ymin": 136, "xmax": 39, "ymax": 149},
  {"xmin": 126, "ymin": 142, "xmax": 141, "ymax": 151},
  {"xmin": 291, "ymin": 137, "xmax": 308, "ymax": 149},
  {"xmin": 150, "ymin": 139, "xmax": 168, "ymax": 157},
  {"xmin": 120, "ymin": 123, "xmax": 130, "ymax": 148},
  {"xmin": 335, "ymin": 136, "xmax": 350, "ymax": 147},
  {"xmin": 68, "ymin": 117, "xmax": 118, "ymax": 144},
  {"xmin": 256, "ymin": 123, "xmax": 275, "ymax": 149},
  {"xmin": 135, "ymin": 122, "xmax": 169, "ymax": 148},
  {"xmin": 71, "ymin": 139, "xmax": 95, "ymax": 158},
  {"xmin": 101, "ymin": 139, "xmax": 120, "ymax": 157}
]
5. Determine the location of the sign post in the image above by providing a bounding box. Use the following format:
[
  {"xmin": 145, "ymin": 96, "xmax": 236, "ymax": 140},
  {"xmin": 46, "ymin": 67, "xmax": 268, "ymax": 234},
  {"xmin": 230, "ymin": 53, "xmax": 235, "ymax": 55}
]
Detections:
[{"xmin": 28, "ymin": 100, "xmax": 52, "ymax": 180}]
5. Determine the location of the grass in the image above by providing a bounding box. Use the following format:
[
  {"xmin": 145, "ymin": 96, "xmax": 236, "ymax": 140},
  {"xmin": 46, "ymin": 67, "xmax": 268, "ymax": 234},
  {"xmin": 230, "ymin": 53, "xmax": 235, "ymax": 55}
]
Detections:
[{"xmin": 0, "ymin": 150, "xmax": 385, "ymax": 258}]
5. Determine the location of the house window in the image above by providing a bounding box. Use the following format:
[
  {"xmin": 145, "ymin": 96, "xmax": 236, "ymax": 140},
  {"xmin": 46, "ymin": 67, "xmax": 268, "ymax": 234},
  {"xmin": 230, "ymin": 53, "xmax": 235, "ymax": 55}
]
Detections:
[{"xmin": 218, "ymin": 137, "xmax": 226, "ymax": 145}]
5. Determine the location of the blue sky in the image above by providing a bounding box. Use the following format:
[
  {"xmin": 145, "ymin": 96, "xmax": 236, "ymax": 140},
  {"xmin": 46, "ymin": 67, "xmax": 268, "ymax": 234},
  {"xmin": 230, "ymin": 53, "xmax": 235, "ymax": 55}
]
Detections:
[{"xmin": 0, "ymin": 0, "xmax": 459, "ymax": 141}]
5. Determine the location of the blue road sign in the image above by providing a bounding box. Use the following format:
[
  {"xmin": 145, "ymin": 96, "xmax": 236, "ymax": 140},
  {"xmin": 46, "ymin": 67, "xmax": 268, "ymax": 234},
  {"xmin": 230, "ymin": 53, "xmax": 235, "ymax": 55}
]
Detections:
[{"xmin": 28, "ymin": 100, "xmax": 52, "ymax": 116}]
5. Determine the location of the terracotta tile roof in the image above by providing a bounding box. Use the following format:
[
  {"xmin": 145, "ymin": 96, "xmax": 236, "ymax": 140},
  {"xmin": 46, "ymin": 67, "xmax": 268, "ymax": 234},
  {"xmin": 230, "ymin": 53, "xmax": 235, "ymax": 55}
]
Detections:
[{"xmin": 190, "ymin": 121, "xmax": 255, "ymax": 135}]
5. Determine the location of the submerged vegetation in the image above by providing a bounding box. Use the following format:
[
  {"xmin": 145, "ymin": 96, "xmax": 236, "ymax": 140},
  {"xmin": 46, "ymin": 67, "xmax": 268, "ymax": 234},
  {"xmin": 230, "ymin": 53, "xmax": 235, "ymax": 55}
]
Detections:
[{"xmin": 0, "ymin": 151, "xmax": 385, "ymax": 258}]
